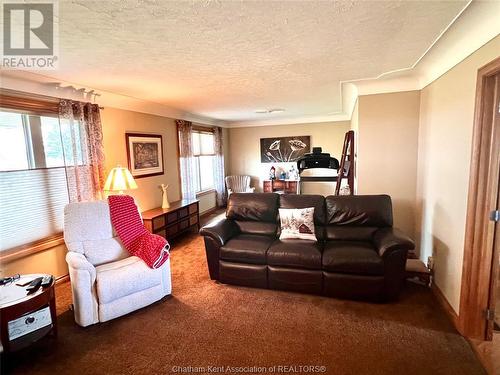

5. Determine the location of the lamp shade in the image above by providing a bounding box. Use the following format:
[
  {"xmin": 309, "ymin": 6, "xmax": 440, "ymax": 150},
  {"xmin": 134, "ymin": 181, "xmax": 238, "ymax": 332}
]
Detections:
[{"xmin": 104, "ymin": 166, "xmax": 138, "ymax": 193}]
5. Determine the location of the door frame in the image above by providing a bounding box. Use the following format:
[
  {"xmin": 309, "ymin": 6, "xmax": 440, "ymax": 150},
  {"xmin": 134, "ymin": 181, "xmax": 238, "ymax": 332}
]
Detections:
[{"xmin": 458, "ymin": 56, "xmax": 500, "ymax": 340}]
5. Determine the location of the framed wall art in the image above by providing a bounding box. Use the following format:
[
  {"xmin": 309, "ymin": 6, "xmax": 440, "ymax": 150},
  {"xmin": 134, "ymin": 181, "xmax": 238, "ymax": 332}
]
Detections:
[
  {"xmin": 260, "ymin": 136, "xmax": 311, "ymax": 163},
  {"xmin": 125, "ymin": 133, "xmax": 164, "ymax": 178}
]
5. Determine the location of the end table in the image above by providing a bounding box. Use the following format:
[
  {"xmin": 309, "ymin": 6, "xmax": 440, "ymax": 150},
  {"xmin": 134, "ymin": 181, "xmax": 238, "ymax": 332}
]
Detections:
[{"xmin": 0, "ymin": 274, "xmax": 57, "ymax": 354}]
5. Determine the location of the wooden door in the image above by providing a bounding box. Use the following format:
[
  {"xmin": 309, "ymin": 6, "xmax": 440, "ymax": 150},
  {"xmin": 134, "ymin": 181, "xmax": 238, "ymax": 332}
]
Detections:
[
  {"xmin": 486, "ymin": 74, "xmax": 500, "ymax": 339},
  {"xmin": 459, "ymin": 60, "xmax": 500, "ymax": 340}
]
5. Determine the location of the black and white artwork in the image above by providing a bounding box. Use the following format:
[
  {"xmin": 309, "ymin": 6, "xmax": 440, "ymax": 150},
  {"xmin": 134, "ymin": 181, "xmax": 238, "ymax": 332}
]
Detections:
[{"xmin": 260, "ymin": 136, "xmax": 310, "ymax": 163}]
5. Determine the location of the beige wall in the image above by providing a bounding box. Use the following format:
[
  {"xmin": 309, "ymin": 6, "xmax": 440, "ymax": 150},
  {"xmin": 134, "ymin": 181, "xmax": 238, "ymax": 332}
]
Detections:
[
  {"xmin": 356, "ymin": 91, "xmax": 420, "ymax": 238},
  {"xmin": 416, "ymin": 36, "xmax": 500, "ymax": 313},
  {"xmin": 102, "ymin": 107, "xmax": 182, "ymax": 211},
  {"xmin": 228, "ymin": 121, "xmax": 350, "ymax": 191},
  {"xmin": 1, "ymin": 243, "xmax": 68, "ymax": 279},
  {"xmin": 357, "ymin": 91, "xmax": 420, "ymax": 236},
  {"xmin": 2, "ymin": 107, "xmax": 188, "ymax": 279}
]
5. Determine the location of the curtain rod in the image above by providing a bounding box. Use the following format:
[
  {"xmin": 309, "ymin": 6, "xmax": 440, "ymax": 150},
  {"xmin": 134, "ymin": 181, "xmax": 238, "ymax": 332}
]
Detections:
[{"xmin": 0, "ymin": 88, "xmax": 104, "ymax": 110}]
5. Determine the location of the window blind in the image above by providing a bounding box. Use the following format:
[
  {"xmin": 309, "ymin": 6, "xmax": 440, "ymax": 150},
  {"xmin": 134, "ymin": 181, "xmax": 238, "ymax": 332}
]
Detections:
[
  {"xmin": 192, "ymin": 131, "xmax": 215, "ymax": 156},
  {"xmin": 0, "ymin": 167, "xmax": 69, "ymax": 251}
]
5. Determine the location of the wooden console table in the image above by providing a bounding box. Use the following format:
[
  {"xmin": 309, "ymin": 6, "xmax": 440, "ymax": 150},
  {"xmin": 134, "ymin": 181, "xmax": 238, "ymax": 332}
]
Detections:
[
  {"xmin": 263, "ymin": 180, "xmax": 299, "ymax": 194},
  {"xmin": 142, "ymin": 199, "xmax": 200, "ymax": 240}
]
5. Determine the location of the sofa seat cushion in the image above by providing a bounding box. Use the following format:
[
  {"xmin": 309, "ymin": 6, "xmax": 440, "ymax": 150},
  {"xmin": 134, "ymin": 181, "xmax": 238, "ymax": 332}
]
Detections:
[
  {"xmin": 220, "ymin": 234, "xmax": 274, "ymax": 264},
  {"xmin": 96, "ymin": 256, "xmax": 163, "ymax": 304},
  {"xmin": 322, "ymin": 241, "xmax": 384, "ymax": 275},
  {"xmin": 267, "ymin": 239, "xmax": 323, "ymax": 270}
]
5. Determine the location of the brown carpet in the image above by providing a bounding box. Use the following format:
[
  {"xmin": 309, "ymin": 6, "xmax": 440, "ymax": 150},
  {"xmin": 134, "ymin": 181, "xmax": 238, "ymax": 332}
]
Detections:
[{"xmin": 4, "ymin": 232, "xmax": 485, "ymax": 375}]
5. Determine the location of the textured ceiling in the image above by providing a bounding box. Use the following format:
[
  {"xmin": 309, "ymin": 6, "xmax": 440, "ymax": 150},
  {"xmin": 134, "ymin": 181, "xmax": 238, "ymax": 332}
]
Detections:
[{"xmin": 33, "ymin": 1, "xmax": 470, "ymax": 123}]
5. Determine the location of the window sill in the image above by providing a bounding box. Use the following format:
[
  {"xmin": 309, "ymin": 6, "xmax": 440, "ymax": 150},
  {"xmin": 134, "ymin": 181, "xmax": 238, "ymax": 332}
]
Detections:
[
  {"xmin": 196, "ymin": 189, "xmax": 216, "ymax": 197},
  {"xmin": 0, "ymin": 234, "xmax": 65, "ymax": 263}
]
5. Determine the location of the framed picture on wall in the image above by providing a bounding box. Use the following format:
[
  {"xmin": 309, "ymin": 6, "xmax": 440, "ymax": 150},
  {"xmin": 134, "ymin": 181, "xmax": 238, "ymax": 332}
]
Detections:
[
  {"xmin": 125, "ymin": 133, "xmax": 164, "ymax": 178},
  {"xmin": 260, "ymin": 136, "xmax": 311, "ymax": 163}
]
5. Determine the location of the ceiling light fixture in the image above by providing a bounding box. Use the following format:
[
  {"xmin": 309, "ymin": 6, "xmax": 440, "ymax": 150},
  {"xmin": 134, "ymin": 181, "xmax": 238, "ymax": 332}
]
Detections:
[
  {"xmin": 269, "ymin": 108, "xmax": 285, "ymax": 114},
  {"xmin": 255, "ymin": 108, "xmax": 285, "ymax": 114}
]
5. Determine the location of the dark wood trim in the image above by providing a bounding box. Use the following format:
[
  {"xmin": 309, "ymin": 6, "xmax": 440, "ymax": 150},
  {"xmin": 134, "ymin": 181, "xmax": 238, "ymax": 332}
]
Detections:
[
  {"xmin": 55, "ymin": 274, "xmax": 70, "ymax": 285},
  {"xmin": 192, "ymin": 125, "xmax": 214, "ymax": 133},
  {"xmin": 458, "ymin": 56, "xmax": 500, "ymax": 340},
  {"xmin": 125, "ymin": 132, "xmax": 164, "ymax": 179},
  {"xmin": 0, "ymin": 91, "xmax": 59, "ymax": 115},
  {"xmin": 0, "ymin": 234, "xmax": 65, "ymax": 263},
  {"xmin": 200, "ymin": 206, "xmax": 218, "ymax": 217},
  {"xmin": 432, "ymin": 283, "xmax": 458, "ymax": 328}
]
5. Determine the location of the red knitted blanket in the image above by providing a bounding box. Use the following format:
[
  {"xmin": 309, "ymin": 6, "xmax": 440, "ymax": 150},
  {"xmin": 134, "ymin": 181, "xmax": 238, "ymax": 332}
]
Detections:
[{"xmin": 108, "ymin": 195, "xmax": 169, "ymax": 269}]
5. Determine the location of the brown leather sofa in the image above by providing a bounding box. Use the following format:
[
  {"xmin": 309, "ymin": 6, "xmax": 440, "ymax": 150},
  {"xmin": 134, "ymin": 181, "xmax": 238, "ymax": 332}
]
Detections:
[{"xmin": 200, "ymin": 193, "xmax": 414, "ymax": 301}]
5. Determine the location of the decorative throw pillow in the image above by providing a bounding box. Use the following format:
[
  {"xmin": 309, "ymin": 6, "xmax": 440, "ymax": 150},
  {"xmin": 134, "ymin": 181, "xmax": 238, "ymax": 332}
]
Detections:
[{"xmin": 279, "ymin": 207, "xmax": 316, "ymax": 241}]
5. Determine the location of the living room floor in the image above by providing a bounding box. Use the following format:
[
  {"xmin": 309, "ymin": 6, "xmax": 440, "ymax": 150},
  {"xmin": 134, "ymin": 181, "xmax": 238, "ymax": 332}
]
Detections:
[{"xmin": 5, "ymin": 229, "xmax": 485, "ymax": 375}]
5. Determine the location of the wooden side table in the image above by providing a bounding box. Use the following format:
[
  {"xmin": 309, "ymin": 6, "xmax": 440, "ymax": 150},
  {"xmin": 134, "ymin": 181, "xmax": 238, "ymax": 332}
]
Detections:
[
  {"xmin": 142, "ymin": 199, "xmax": 200, "ymax": 241},
  {"xmin": 0, "ymin": 274, "xmax": 57, "ymax": 354},
  {"xmin": 263, "ymin": 180, "xmax": 299, "ymax": 194}
]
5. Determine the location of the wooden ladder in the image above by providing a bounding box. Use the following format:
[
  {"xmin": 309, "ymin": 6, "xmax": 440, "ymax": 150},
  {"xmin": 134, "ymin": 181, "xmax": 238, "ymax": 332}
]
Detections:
[{"xmin": 335, "ymin": 130, "xmax": 355, "ymax": 195}]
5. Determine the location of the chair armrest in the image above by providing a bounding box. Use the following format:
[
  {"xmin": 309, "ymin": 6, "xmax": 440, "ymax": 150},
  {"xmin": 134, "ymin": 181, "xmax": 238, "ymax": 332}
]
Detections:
[
  {"xmin": 66, "ymin": 252, "xmax": 97, "ymax": 281},
  {"xmin": 373, "ymin": 227, "xmax": 414, "ymax": 258},
  {"xmin": 247, "ymin": 187, "xmax": 256, "ymax": 193},
  {"xmin": 65, "ymin": 252, "xmax": 98, "ymax": 326},
  {"xmin": 199, "ymin": 218, "xmax": 239, "ymax": 246},
  {"xmin": 227, "ymin": 189, "xmax": 233, "ymax": 195}
]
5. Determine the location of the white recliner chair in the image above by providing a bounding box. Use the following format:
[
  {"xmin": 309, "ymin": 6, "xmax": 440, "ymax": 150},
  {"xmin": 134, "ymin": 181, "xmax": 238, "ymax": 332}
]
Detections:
[
  {"xmin": 63, "ymin": 200, "xmax": 172, "ymax": 327},
  {"xmin": 225, "ymin": 175, "xmax": 255, "ymax": 196}
]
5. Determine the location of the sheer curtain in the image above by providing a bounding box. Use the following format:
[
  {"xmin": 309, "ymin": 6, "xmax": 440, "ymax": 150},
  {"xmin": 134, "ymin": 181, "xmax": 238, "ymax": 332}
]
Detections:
[
  {"xmin": 176, "ymin": 119, "xmax": 196, "ymax": 200},
  {"xmin": 59, "ymin": 100, "xmax": 106, "ymax": 202},
  {"xmin": 213, "ymin": 126, "xmax": 226, "ymax": 207}
]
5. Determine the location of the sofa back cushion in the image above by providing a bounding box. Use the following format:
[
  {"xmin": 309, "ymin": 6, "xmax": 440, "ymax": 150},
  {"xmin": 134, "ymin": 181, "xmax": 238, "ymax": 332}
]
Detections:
[
  {"xmin": 325, "ymin": 195, "xmax": 393, "ymax": 241},
  {"xmin": 279, "ymin": 194, "xmax": 326, "ymax": 240},
  {"xmin": 226, "ymin": 193, "xmax": 279, "ymax": 236}
]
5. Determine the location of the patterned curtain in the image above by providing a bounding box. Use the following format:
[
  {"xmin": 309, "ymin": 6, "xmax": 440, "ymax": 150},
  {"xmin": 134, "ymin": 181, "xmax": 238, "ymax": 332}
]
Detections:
[
  {"xmin": 59, "ymin": 100, "xmax": 106, "ymax": 202},
  {"xmin": 176, "ymin": 119, "xmax": 196, "ymax": 200},
  {"xmin": 213, "ymin": 126, "xmax": 226, "ymax": 207}
]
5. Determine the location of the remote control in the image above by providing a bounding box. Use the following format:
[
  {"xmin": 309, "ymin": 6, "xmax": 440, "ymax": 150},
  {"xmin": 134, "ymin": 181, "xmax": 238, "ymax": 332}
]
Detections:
[
  {"xmin": 26, "ymin": 277, "xmax": 43, "ymax": 294},
  {"xmin": 41, "ymin": 275, "xmax": 53, "ymax": 287}
]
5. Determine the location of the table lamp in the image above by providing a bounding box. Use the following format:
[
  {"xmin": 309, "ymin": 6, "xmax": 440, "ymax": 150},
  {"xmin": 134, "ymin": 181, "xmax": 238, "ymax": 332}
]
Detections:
[{"xmin": 104, "ymin": 166, "xmax": 138, "ymax": 194}]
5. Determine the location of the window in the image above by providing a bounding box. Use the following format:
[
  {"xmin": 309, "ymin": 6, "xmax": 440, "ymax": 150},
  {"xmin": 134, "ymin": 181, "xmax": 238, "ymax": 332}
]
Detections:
[
  {"xmin": 192, "ymin": 130, "xmax": 215, "ymax": 192},
  {"xmin": 0, "ymin": 108, "xmax": 84, "ymax": 252}
]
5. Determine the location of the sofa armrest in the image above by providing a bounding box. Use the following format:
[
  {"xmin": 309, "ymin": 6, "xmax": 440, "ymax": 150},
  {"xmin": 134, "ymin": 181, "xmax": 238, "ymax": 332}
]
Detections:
[
  {"xmin": 199, "ymin": 218, "xmax": 239, "ymax": 246},
  {"xmin": 200, "ymin": 219, "xmax": 238, "ymax": 281},
  {"xmin": 373, "ymin": 227, "xmax": 414, "ymax": 258}
]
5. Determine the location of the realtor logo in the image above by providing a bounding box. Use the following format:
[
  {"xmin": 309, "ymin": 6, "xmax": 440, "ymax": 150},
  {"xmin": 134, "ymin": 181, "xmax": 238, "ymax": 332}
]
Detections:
[{"xmin": 2, "ymin": 1, "xmax": 59, "ymax": 69}]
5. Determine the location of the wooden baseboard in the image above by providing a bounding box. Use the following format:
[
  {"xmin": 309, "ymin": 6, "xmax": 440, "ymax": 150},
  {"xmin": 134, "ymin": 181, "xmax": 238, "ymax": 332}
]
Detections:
[
  {"xmin": 431, "ymin": 282, "xmax": 459, "ymax": 328},
  {"xmin": 55, "ymin": 274, "xmax": 70, "ymax": 285},
  {"xmin": 200, "ymin": 206, "xmax": 219, "ymax": 217}
]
